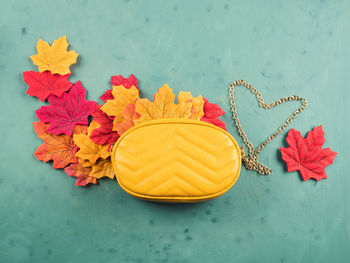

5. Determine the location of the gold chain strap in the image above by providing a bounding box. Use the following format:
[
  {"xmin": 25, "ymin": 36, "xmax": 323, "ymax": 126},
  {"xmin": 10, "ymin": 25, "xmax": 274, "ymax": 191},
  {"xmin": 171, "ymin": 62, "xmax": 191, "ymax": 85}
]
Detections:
[{"xmin": 228, "ymin": 80, "xmax": 308, "ymax": 175}]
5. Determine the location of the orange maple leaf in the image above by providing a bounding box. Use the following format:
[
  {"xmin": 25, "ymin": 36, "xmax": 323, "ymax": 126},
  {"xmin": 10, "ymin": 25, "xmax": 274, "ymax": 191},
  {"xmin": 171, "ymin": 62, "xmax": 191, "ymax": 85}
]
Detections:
[
  {"xmin": 33, "ymin": 122, "xmax": 87, "ymax": 169},
  {"xmin": 134, "ymin": 84, "xmax": 192, "ymax": 124},
  {"xmin": 115, "ymin": 104, "xmax": 140, "ymax": 135},
  {"xmin": 64, "ymin": 162, "xmax": 97, "ymax": 186}
]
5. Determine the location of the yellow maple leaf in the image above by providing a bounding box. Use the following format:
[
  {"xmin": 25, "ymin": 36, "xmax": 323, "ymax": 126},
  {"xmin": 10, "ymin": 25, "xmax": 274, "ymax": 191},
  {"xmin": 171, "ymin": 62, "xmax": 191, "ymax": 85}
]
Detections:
[
  {"xmin": 79, "ymin": 158, "xmax": 94, "ymax": 168},
  {"xmin": 177, "ymin": 91, "xmax": 205, "ymax": 120},
  {"xmin": 73, "ymin": 134, "xmax": 110, "ymax": 165},
  {"xmin": 134, "ymin": 84, "xmax": 192, "ymax": 124},
  {"xmin": 30, "ymin": 36, "xmax": 79, "ymax": 75},
  {"xmin": 100, "ymin": 85, "xmax": 139, "ymax": 130},
  {"xmin": 89, "ymin": 158, "xmax": 115, "ymax": 179}
]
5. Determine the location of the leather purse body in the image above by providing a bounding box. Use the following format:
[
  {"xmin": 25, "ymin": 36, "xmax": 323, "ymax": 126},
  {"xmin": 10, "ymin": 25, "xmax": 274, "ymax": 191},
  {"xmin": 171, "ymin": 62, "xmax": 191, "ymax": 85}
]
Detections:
[{"xmin": 111, "ymin": 119, "xmax": 241, "ymax": 202}]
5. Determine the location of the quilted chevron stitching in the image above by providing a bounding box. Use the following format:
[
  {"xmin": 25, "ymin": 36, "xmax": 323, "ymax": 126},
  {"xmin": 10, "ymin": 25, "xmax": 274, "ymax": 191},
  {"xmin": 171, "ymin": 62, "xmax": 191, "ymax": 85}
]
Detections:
[
  {"xmin": 119, "ymin": 154, "xmax": 176, "ymax": 185},
  {"xmin": 117, "ymin": 130, "xmax": 223, "ymax": 186},
  {"xmin": 113, "ymin": 119, "xmax": 241, "ymax": 199},
  {"xmin": 127, "ymin": 159, "xmax": 236, "ymax": 196},
  {"xmin": 175, "ymin": 127, "xmax": 219, "ymax": 155},
  {"xmin": 142, "ymin": 173, "xmax": 206, "ymax": 195},
  {"xmin": 174, "ymin": 159, "xmax": 219, "ymax": 187},
  {"xmin": 173, "ymin": 149, "xmax": 218, "ymax": 183},
  {"xmin": 174, "ymin": 136, "xmax": 221, "ymax": 171},
  {"xmin": 117, "ymin": 141, "xmax": 235, "ymax": 193},
  {"xmin": 116, "ymin": 143, "xmax": 174, "ymax": 173},
  {"xmin": 131, "ymin": 126, "xmax": 170, "ymax": 153},
  {"xmin": 130, "ymin": 152, "xmax": 219, "ymax": 190}
]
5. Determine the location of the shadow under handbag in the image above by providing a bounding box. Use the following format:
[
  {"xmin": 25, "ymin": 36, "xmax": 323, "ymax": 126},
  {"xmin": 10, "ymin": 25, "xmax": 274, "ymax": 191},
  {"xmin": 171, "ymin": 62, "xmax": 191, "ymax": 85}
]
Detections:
[{"xmin": 111, "ymin": 80, "xmax": 307, "ymax": 202}]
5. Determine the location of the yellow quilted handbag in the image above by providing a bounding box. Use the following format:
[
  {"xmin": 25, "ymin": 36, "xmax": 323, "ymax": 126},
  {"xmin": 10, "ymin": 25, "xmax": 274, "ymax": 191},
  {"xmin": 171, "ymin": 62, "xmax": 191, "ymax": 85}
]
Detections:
[{"xmin": 111, "ymin": 118, "xmax": 241, "ymax": 202}]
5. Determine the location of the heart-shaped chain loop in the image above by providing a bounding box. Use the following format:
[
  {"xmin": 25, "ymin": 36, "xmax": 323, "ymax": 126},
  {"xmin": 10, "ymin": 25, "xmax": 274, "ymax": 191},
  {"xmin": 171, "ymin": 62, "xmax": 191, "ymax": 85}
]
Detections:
[{"xmin": 228, "ymin": 80, "xmax": 308, "ymax": 175}]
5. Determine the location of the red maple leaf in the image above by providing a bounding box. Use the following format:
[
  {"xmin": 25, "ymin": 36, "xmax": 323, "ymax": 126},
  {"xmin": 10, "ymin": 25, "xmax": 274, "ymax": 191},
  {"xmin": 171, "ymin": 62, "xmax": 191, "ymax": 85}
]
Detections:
[
  {"xmin": 280, "ymin": 125, "xmax": 337, "ymax": 181},
  {"xmin": 100, "ymin": 74, "xmax": 139, "ymax": 102},
  {"xmin": 23, "ymin": 71, "xmax": 73, "ymax": 102},
  {"xmin": 90, "ymin": 105, "xmax": 120, "ymax": 145},
  {"xmin": 36, "ymin": 81, "xmax": 96, "ymax": 136},
  {"xmin": 200, "ymin": 98, "xmax": 226, "ymax": 130}
]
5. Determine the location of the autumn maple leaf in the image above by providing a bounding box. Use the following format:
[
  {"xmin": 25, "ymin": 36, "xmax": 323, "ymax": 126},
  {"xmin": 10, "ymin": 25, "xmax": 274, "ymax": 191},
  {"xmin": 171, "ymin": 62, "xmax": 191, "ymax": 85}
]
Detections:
[
  {"xmin": 90, "ymin": 105, "xmax": 120, "ymax": 145},
  {"xmin": 64, "ymin": 162, "xmax": 97, "ymax": 186},
  {"xmin": 177, "ymin": 91, "xmax": 205, "ymax": 120},
  {"xmin": 100, "ymin": 74, "xmax": 139, "ymax": 102},
  {"xmin": 36, "ymin": 81, "xmax": 96, "ymax": 136},
  {"xmin": 23, "ymin": 71, "xmax": 73, "ymax": 102},
  {"xmin": 68, "ymin": 131, "xmax": 115, "ymax": 183},
  {"xmin": 30, "ymin": 36, "xmax": 78, "ymax": 75},
  {"xmin": 100, "ymin": 85, "xmax": 139, "ymax": 129},
  {"xmin": 200, "ymin": 98, "xmax": 226, "ymax": 130},
  {"xmin": 134, "ymin": 84, "xmax": 192, "ymax": 124},
  {"xmin": 280, "ymin": 125, "xmax": 337, "ymax": 181},
  {"xmin": 115, "ymin": 104, "xmax": 140, "ymax": 135},
  {"xmin": 89, "ymin": 158, "xmax": 115, "ymax": 179},
  {"xmin": 65, "ymin": 157, "xmax": 114, "ymax": 184},
  {"xmin": 87, "ymin": 120, "xmax": 100, "ymax": 136},
  {"xmin": 33, "ymin": 122, "xmax": 87, "ymax": 169},
  {"xmin": 73, "ymin": 134, "xmax": 111, "ymax": 165}
]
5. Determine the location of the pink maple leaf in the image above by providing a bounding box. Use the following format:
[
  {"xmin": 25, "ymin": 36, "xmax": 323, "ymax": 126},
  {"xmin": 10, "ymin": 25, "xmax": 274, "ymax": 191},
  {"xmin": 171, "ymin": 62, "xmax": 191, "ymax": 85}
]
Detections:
[{"xmin": 36, "ymin": 81, "xmax": 96, "ymax": 136}]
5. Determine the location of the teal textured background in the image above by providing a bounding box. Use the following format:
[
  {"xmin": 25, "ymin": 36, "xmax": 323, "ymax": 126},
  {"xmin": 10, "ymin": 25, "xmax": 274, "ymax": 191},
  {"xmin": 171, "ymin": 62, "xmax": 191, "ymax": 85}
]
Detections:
[{"xmin": 0, "ymin": 0, "xmax": 349, "ymax": 262}]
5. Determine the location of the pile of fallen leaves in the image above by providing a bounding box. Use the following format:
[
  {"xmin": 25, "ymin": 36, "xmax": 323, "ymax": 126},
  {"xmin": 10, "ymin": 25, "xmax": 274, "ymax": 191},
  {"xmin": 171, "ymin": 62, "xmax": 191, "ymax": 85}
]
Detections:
[{"xmin": 23, "ymin": 36, "xmax": 227, "ymax": 186}]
